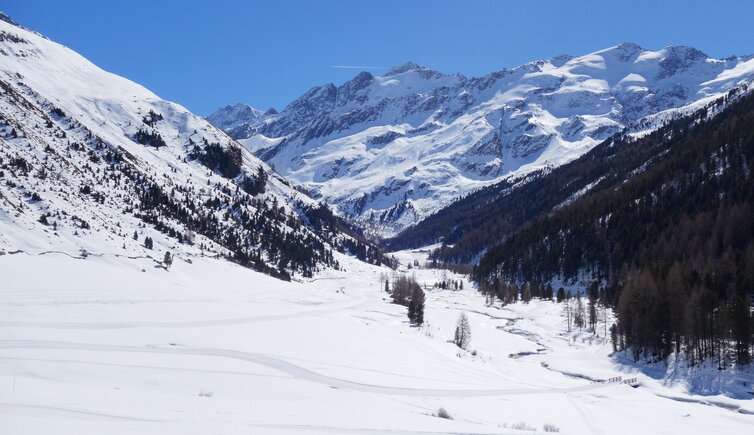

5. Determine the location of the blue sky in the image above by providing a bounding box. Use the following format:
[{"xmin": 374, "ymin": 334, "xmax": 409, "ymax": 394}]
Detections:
[{"xmin": 4, "ymin": 1, "xmax": 754, "ymax": 115}]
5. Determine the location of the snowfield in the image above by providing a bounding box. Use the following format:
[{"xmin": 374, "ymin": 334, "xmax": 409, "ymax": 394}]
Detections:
[{"xmin": 1, "ymin": 249, "xmax": 751, "ymax": 434}]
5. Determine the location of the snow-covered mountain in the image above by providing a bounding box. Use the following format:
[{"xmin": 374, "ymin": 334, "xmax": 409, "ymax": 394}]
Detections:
[
  {"xmin": 205, "ymin": 103, "xmax": 266, "ymax": 132},
  {"xmin": 0, "ymin": 14, "xmax": 383, "ymax": 279},
  {"xmin": 211, "ymin": 44, "xmax": 754, "ymax": 236}
]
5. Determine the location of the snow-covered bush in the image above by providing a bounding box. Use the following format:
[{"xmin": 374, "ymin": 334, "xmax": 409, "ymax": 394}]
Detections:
[
  {"xmin": 436, "ymin": 407, "xmax": 452, "ymax": 419},
  {"xmin": 511, "ymin": 421, "xmax": 536, "ymax": 431},
  {"xmin": 543, "ymin": 423, "xmax": 560, "ymax": 432}
]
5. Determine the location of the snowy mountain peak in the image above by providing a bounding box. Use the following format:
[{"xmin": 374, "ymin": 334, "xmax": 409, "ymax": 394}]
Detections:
[
  {"xmin": 284, "ymin": 82, "xmax": 337, "ymax": 113},
  {"xmin": 340, "ymin": 71, "xmax": 375, "ymax": 95},
  {"xmin": 205, "ymin": 103, "xmax": 264, "ymax": 131},
  {"xmin": 385, "ymin": 61, "xmax": 428, "ymax": 76},
  {"xmin": 352, "ymin": 70, "xmax": 375, "ymax": 82},
  {"xmin": 210, "ymin": 43, "xmax": 754, "ymax": 237},
  {"xmin": 664, "ymin": 44, "xmax": 708, "ymax": 59},
  {"xmin": 549, "ymin": 53, "xmax": 574, "ymax": 67},
  {"xmin": 656, "ymin": 45, "xmax": 710, "ymax": 79},
  {"xmin": 616, "ymin": 41, "xmax": 643, "ymax": 51},
  {"xmin": 594, "ymin": 42, "xmax": 644, "ymax": 62}
]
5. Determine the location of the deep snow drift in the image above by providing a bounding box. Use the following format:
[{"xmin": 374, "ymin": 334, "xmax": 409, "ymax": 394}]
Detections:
[{"xmin": 1, "ymin": 249, "xmax": 751, "ymax": 434}]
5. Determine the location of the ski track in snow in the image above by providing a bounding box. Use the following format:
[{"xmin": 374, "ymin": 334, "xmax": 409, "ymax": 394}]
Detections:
[
  {"xmin": 0, "ymin": 355, "xmax": 288, "ymax": 379},
  {"xmin": 0, "ymin": 295, "xmax": 367, "ymax": 329},
  {"xmin": 2, "ymin": 253, "xmax": 752, "ymax": 434},
  {"xmin": 0, "ymin": 340, "xmax": 614, "ymax": 398},
  {"xmin": 566, "ymin": 393, "xmax": 605, "ymax": 435},
  {"xmin": 248, "ymin": 422, "xmax": 532, "ymax": 435},
  {"xmin": 0, "ymin": 402, "xmax": 163, "ymax": 423}
]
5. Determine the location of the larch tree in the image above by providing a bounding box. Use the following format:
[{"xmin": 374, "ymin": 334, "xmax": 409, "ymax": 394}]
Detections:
[{"xmin": 454, "ymin": 312, "xmax": 472, "ymax": 350}]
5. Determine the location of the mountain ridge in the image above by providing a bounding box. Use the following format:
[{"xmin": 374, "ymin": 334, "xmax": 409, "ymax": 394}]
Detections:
[
  {"xmin": 0, "ymin": 14, "xmax": 385, "ymax": 280},
  {"xmin": 209, "ymin": 43, "xmax": 754, "ymax": 236}
]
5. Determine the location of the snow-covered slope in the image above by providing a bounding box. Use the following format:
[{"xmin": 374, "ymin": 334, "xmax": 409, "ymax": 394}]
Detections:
[
  {"xmin": 0, "ymin": 15, "xmax": 381, "ymax": 279},
  {"xmin": 211, "ymin": 44, "xmax": 754, "ymax": 236},
  {"xmin": 1, "ymin": 250, "xmax": 751, "ymax": 434}
]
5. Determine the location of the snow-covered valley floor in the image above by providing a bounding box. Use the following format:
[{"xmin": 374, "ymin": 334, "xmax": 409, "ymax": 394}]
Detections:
[{"xmin": 0, "ymin": 250, "xmax": 752, "ymax": 434}]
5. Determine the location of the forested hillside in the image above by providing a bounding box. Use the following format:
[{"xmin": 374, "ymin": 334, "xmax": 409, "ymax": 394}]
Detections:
[
  {"xmin": 474, "ymin": 87, "xmax": 754, "ymax": 365},
  {"xmin": 388, "ymin": 85, "xmax": 749, "ymax": 265}
]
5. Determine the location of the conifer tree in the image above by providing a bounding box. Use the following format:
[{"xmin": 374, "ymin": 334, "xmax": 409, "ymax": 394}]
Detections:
[
  {"xmin": 454, "ymin": 312, "xmax": 471, "ymax": 350},
  {"xmin": 556, "ymin": 287, "xmax": 565, "ymax": 303},
  {"xmin": 610, "ymin": 324, "xmax": 619, "ymax": 352},
  {"xmin": 574, "ymin": 291, "xmax": 585, "ymax": 330},
  {"xmin": 522, "ymin": 283, "xmax": 532, "ymax": 303},
  {"xmin": 410, "ymin": 287, "xmax": 425, "ymax": 326},
  {"xmin": 588, "ymin": 283, "xmax": 599, "ymax": 333}
]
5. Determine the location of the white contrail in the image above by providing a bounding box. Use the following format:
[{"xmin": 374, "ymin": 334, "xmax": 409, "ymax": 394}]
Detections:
[{"xmin": 330, "ymin": 65, "xmax": 387, "ymax": 70}]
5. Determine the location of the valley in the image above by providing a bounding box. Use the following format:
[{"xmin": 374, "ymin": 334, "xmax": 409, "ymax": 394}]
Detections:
[
  {"xmin": 0, "ymin": 5, "xmax": 752, "ymax": 434},
  {"xmin": 1, "ymin": 250, "xmax": 751, "ymax": 434}
]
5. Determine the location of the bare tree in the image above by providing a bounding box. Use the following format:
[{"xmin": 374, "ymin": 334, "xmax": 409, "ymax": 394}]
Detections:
[
  {"xmin": 454, "ymin": 312, "xmax": 471, "ymax": 350},
  {"xmin": 392, "ymin": 275, "xmax": 420, "ymax": 306}
]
